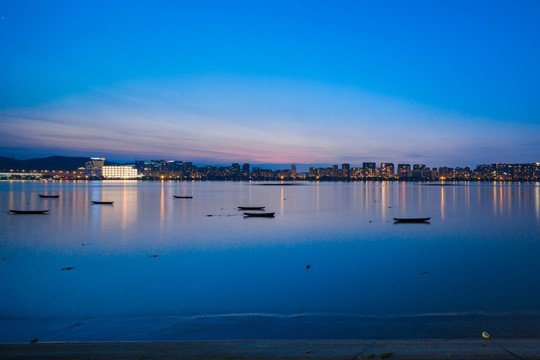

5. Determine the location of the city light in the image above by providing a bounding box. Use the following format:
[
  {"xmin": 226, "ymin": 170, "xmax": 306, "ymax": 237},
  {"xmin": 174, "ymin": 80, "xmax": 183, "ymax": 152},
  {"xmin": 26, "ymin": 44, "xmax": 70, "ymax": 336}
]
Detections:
[{"xmin": 1, "ymin": 157, "xmax": 539, "ymax": 181}]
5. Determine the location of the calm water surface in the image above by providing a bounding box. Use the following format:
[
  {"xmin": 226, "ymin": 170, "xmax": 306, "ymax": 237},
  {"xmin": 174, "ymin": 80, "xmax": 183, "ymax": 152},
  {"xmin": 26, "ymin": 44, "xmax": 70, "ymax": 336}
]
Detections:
[{"xmin": 1, "ymin": 181, "xmax": 539, "ymax": 341}]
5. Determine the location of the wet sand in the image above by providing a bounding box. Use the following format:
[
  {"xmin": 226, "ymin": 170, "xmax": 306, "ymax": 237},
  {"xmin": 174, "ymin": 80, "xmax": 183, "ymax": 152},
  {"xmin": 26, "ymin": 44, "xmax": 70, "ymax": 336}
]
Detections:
[{"xmin": 2, "ymin": 339, "xmax": 540, "ymax": 359}]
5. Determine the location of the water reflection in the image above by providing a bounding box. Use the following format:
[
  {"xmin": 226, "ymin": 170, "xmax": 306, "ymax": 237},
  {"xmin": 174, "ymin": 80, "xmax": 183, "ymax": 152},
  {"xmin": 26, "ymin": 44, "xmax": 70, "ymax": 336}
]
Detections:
[
  {"xmin": 534, "ymin": 184, "xmax": 540, "ymax": 218},
  {"xmin": 440, "ymin": 186, "xmax": 445, "ymax": 220},
  {"xmin": 160, "ymin": 180, "xmax": 165, "ymax": 233},
  {"xmin": 1, "ymin": 181, "xmax": 539, "ymax": 330}
]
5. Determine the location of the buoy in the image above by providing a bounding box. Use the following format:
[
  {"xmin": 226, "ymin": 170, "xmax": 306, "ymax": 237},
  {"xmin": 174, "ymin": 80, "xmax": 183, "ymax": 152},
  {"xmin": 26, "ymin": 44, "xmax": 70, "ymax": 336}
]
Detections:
[{"xmin": 482, "ymin": 331, "xmax": 490, "ymax": 339}]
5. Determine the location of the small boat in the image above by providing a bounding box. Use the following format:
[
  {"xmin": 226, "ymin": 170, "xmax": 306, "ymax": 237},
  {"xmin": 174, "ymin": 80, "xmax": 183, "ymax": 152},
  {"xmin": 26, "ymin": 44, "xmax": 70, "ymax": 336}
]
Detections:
[
  {"xmin": 39, "ymin": 194, "xmax": 60, "ymax": 198},
  {"xmin": 173, "ymin": 195, "xmax": 193, "ymax": 199},
  {"xmin": 243, "ymin": 212, "xmax": 275, "ymax": 218},
  {"xmin": 9, "ymin": 210, "xmax": 49, "ymax": 214},
  {"xmin": 393, "ymin": 217, "xmax": 431, "ymax": 223},
  {"xmin": 91, "ymin": 201, "xmax": 114, "ymax": 205},
  {"xmin": 238, "ymin": 206, "xmax": 265, "ymax": 210}
]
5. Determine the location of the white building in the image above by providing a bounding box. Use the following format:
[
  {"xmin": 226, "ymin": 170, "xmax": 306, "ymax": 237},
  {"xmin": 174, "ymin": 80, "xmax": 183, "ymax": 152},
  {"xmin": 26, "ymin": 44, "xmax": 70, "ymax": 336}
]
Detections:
[{"xmin": 102, "ymin": 165, "xmax": 139, "ymax": 179}]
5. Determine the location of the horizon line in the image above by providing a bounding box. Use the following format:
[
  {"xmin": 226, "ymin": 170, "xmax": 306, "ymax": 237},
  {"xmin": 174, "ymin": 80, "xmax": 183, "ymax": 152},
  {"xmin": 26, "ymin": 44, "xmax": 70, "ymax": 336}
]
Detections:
[{"xmin": 2, "ymin": 153, "xmax": 539, "ymax": 171}]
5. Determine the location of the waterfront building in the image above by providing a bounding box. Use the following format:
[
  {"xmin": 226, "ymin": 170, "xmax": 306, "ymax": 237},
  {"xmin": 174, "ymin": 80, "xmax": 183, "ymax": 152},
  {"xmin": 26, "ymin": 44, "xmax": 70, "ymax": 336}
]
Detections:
[
  {"xmin": 381, "ymin": 163, "xmax": 394, "ymax": 179},
  {"xmin": 259, "ymin": 168, "xmax": 275, "ymax": 179},
  {"xmin": 438, "ymin": 167, "xmax": 450, "ymax": 180},
  {"xmin": 84, "ymin": 157, "xmax": 105, "ymax": 177},
  {"xmin": 102, "ymin": 165, "xmax": 139, "ymax": 179},
  {"xmin": 407, "ymin": 169, "xmax": 434, "ymax": 180},
  {"xmin": 363, "ymin": 162, "xmax": 376, "ymax": 178},
  {"xmin": 276, "ymin": 169, "xmax": 291, "ymax": 179},
  {"xmin": 342, "ymin": 163, "xmax": 350, "ymax": 178},
  {"xmin": 291, "ymin": 164, "xmax": 297, "ymax": 178},
  {"xmin": 332, "ymin": 165, "xmax": 339, "ymax": 177},
  {"xmin": 397, "ymin": 164, "xmax": 411, "ymax": 179},
  {"xmin": 252, "ymin": 167, "xmax": 262, "ymax": 178},
  {"xmin": 351, "ymin": 167, "xmax": 363, "ymax": 179}
]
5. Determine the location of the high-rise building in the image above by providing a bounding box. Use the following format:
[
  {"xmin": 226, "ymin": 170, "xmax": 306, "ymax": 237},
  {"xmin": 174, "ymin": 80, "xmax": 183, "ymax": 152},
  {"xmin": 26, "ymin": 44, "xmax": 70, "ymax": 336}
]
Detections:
[
  {"xmin": 351, "ymin": 167, "xmax": 362, "ymax": 179},
  {"xmin": 413, "ymin": 164, "xmax": 426, "ymax": 170},
  {"xmin": 397, "ymin": 164, "xmax": 411, "ymax": 179},
  {"xmin": 252, "ymin": 167, "xmax": 262, "ymax": 178},
  {"xmin": 438, "ymin": 167, "xmax": 449, "ymax": 179},
  {"xmin": 381, "ymin": 163, "xmax": 394, "ymax": 178},
  {"xmin": 231, "ymin": 163, "xmax": 241, "ymax": 177},
  {"xmin": 363, "ymin": 162, "xmax": 376, "ymax": 178},
  {"xmin": 242, "ymin": 163, "xmax": 250, "ymax": 176},
  {"xmin": 342, "ymin": 163, "xmax": 350, "ymax": 178},
  {"xmin": 85, "ymin": 157, "xmax": 105, "ymax": 177},
  {"xmin": 291, "ymin": 164, "xmax": 297, "ymax": 178},
  {"xmin": 332, "ymin": 165, "xmax": 339, "ymax": 177}
]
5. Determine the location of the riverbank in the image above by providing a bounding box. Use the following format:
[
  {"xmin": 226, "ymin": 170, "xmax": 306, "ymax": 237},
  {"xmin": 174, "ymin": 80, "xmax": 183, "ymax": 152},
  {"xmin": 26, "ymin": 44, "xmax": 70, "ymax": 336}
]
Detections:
[
  {"xmin": 2, "ymin": 339, "xmax": 540, "ymax": 359},
  {"xmin": 3, "ymin": 313, "xmax": 540, "ymax": 343}
]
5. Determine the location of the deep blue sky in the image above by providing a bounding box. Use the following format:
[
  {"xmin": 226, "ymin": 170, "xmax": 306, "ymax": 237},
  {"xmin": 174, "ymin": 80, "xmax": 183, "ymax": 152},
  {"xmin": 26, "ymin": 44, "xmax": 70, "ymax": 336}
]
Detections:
[{"xmin": 1, "ymin": 0, "xmax": 539, "ymax": 168}]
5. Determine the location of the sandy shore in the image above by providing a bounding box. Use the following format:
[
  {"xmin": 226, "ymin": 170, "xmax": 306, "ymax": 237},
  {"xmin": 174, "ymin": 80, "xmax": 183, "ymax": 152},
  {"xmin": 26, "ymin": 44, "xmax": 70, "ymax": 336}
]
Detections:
[{"xmin": 2, "ymin": 339, "xmax": 540, "ymax": 359}]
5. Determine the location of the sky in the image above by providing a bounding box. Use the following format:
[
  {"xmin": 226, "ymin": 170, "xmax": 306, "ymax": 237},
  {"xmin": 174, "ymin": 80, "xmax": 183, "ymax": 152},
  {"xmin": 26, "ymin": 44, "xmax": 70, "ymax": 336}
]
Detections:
[{"xmin": 1, "ymin": 0, "xmax": 539, "ymax": 169}]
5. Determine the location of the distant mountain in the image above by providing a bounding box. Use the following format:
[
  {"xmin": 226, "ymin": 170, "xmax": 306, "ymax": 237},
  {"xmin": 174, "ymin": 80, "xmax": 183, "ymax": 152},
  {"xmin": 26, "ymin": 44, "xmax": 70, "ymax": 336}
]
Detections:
[{"xmin": 0, "ymin": 156, "xmax": 117, "ymax": 171}]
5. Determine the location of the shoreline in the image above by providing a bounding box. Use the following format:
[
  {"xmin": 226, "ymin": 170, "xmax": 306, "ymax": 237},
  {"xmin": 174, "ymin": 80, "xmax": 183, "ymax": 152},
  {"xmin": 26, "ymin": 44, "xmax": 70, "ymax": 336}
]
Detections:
[
  {"xmin": 2, "ymin": 339, "xmax": 540, "ymax": 359},
  {"xmin": 3, "ymin": 312, "xmax": 540, "ymax": 343}
]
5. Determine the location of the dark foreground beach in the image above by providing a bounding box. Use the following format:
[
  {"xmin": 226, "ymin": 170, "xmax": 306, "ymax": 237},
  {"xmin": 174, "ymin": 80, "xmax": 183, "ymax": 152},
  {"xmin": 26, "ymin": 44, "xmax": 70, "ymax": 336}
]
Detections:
[{"xmin": 2, "ymin": 340, "xmax": 540, "ymax": 360}]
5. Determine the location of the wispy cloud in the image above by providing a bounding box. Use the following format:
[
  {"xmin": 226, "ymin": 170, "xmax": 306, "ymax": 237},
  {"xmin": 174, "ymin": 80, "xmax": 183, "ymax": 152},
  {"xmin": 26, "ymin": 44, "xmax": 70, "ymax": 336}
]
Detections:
[{"xmin": 1, "ymin": 77, "xmax": 538, "ymax": 166}]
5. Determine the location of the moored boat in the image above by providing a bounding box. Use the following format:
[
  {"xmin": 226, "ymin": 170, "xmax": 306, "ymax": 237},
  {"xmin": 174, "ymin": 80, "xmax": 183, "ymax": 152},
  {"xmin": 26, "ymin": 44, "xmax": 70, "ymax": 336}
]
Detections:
[
  {"xmin": 173, "ymin": 195, "xmax": 193, "ymax": 199},
  {"xmin": 393, "ymin": 217, "xmax": 431, "ymax": 223},
  {"xmin": 243, "ymin": 212, "xmax": 275, "ymax": 218},
  {"xmin": 9, "ymin": 210, "xmax": 49, "ymax": 214},
  {"xmin": 39, "ymin": 194, "xmax": 60, "ymax": 198},
  {"xmin": 91, "ymin": 201, "xmax": 114, "ymax": 205},
  {"xmin": 238, "ymin": 206, "xmax": 265, "ymax": 210}
]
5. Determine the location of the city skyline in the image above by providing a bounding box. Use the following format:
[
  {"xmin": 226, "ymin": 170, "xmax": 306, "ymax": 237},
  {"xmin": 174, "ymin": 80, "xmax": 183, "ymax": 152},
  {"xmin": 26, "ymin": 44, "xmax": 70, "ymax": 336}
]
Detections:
[
  {"xmin": 1, "ymin": 154, "xmax": 538, "ymax": 181},
  {"xmin": 1, "ymin": 153, "xmax": 539, "ymax": 174},
  {"xmin": 1, "ymin": 1, "xmax": 540, "ymax": 167}
]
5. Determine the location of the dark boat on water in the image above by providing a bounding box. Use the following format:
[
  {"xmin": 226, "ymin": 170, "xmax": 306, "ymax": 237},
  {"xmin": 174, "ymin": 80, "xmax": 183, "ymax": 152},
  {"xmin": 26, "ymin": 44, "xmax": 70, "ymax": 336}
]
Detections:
[
  {"xmin": 243, "ymin": 212, "xmax": 275, "ymax": 218},
  {"xmin": 238, "ymin": 206, "xmax": 265, "ymax": 210},
  {"xmin": 9, "ymin": 210, "xmax": 49, "ymax": 214},
  {"xmin": 39, "ymin": 194, "xmax": 60, "ymax": 198},
  {"xmin": 393, "ymin": 217, "xmax": 431, "ymax": 223},
  {"xmin": 91, "ymin": 201, "xmax": 114, "ymax": 205},
  {"xmin": 173, "ymin": 195, "xmax": 193, "ymax": 199}
]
